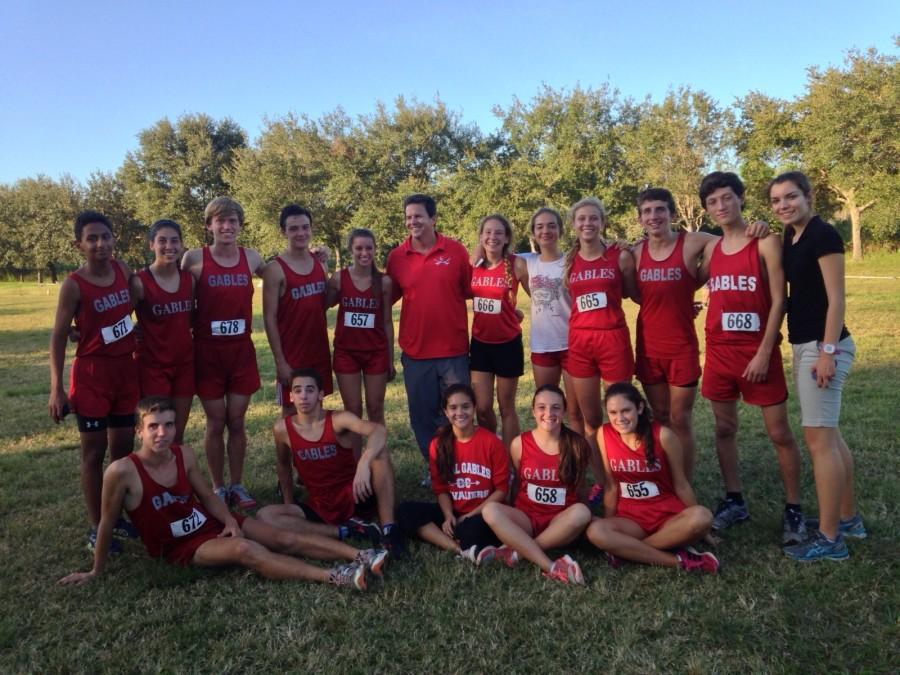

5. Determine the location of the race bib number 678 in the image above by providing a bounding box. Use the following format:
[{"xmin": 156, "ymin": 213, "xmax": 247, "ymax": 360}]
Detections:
[
  {"xmin": 526, "ymin": 482, "xmax": 567, "ymax": 506},
  {"xmin": 169, "ymin": 508, "xmax": 208, "ymax": 538},
  {"xmin": 211, "ymin": 319, "xmax": 246, "ymax": 336}
]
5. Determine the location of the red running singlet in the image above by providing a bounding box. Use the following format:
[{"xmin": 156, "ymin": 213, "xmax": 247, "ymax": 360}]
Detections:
[
  {"xmin": 135, "ymin": 268, "xmax": 194, "ymax": 367},
  {"xmin": 567, "ymin": 249, "xmax": 626, "ymax": 331},
  {"xmin": 194, "ymin": 246, "xmax": 254, "ymax": 342},
  {"xmin": 602, "ymin": 422, "xmax": 685, "ymax": 532},
  {"xmin": 514, "ymin": 431, "xmax": 578, "ymax": 533},
  {"xmin": 286, "ymin": 412, "xmax": 357, "ymax": 525},
  {"xmin": 471, "ymin": 256, "xmax": 521, "ymax": 344},
  {"xmin": 70, "ymin": 261, "xmax": 135, "ymax": 358},
  {"xmin": 636, "ymin": 233, "xmax": 699, "ymax": 359},
  {"xmin": 705, "ymin": 239, "xmax": 771, "ymax": 347},
  {"xmin": 334, "ymin": 268, "xmax": 386, "ymax": 354},
  {"xmin": 125, "ymin": 446, "xmax": 223, "ymax": 562},
  {"xmin": 275, "ymin": 256, "xmax": 330, "ymax": 368}
]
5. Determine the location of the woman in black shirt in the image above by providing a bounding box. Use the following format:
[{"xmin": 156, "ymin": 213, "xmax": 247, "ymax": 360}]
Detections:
[{"xmin": 768, "ymin": 171, "xmax": 865, "ymax": 563}]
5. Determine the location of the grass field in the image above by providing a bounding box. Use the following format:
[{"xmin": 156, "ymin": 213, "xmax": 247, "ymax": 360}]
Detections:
[{"xmin": 1, "ymin": 251, "xmax": 898, "ymax": 672}]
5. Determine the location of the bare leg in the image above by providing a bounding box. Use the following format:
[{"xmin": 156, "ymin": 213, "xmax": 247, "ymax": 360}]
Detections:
[
  {"xmin": 835, "ymin": 430, "xmax": 857, "ymax": 520},
  {"xmin": 643, "ymin": 382, "xmax": 671, "ymax": 426},
  {"xmin": 107, "ymin": 426, "xmax": 135, "ymax": 460},
  {"xmin": 224, "ymin": 393, "xmax": 252, "ymax": 485},
  {"xmin": 337, "ymin": 371, "xmax": 364, "ymax": 457},
  {"xmin": 533, "ymin": 503, "xmax": 592, "ymax": 551},
  {"xmin": 192, "ymin": 536, "xmax": 330, "ymax": 582},
  {"xmin": 668, "ymin": 385, "xmax": 698, "ymax": 481},
  {"xmin": 370, "ymin": 452, "xmax": 397, "ymax": 525},
  {"xmin": 481, "ymin": 502, "xmax": 551, "ymax": 570},
  {"xmin": 803, "ymin": 426, "xmax": 845, "ymax": 540},
  {"xmin": 172, "ymin": 396, "xmax": 193, "ymax": 444},
  {"xmin": 709, "ymin": 400, "xmax": 741, "ymax": 493},
  {"xmin": 79, "ymin": 430, "xmax": 108, "ymax": 527},
  {"xmin": 242, "ymin": 515, "xmax": 360, "ymax": 560},
  {"xmin": 200, "ymin": 397, "xmax": 227, "ymax": 489},
  {"xmin": 363, "ymin": 372, "xmax": 388, "ymax": 424},
  {"xmin": 642, "ymin": 506, "xmax": 712, "ymax": 549},
  {"xmin": 587, "ymin": 517, "xmax": 678, "ymax": 566},
  {"xmin": 472, "ymin": 370, "xmax": 498, "ymax": 434},
  {"xmin": 761, "ymin": 402, "xmax": 802, "ymax": 505},
  {"xmin": 415, "ymin": 523, "xmax": 460, "ymax": 553},
  {"xmin": 561, "ymin": 370, "xmax": 584, "ymax": 436},
  {"xmin": 495, "ymin": 375, "xmax": 521, "ymax": 449},
  {"xmin": 571, "ymin": 375, "xmax": 604, "ymax": 483},
  {"xmin": 256, "ymin": 504, "xmax": 341, "ymax": 539}
]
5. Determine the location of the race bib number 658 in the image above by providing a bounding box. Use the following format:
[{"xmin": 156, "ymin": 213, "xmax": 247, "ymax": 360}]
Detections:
[
  {"xmin": 169, "ymin": 508, "xmax": 208, "ymax": 538},
  {"xmin": 526, "ymin": 482, "xmax": 566, "ymax": 506}
]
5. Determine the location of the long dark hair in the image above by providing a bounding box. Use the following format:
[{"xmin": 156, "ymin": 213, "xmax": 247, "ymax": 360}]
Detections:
[
  {"xmin": 604, "ymin": 382, "xmax": 656, "ymax": 468},
  {"xmin": 434, "ymin": 383, "xmax": 477, "ymax": 484},
  {"xmin": 532, "ymin": 384, "xmax": 589, "ymax": 486},
  {"xmin": 347, "ymin": 228, "xmax": 382, "ymax": 299}
]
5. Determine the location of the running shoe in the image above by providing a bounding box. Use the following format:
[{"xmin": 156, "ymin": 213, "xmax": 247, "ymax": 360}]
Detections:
[
  {"xmin": 113, "ymin": 516, "xmax": 140, "ymax": 539},
  {"xmin": 783, "ymin": 532, "xmax": 849, "ymax": 563},
  {"xmin": 675, "ymin": 546, "xmax": 720, "ymax": 574},
  {"xmin": 341, "ymin": 517, "xmax": 383, "ymax": 546},
  {"xmin": 328, "ymin": 562, "xmax": 368, "ymax": 591},
  {"xmin": 782, "ymin": 508, "xmax": 808, "ymax": 545},
  {"xmin": 562, "ymin": 554, "xmax": 585, "ymax": 585},
  {"xmin": 229, "ymin": 483, "xmax": 257, "ymax": 510},
  {"xmin": 805, "ymin": 514, "xmax": 867, "ymax": 540},
  {"xmin": 355, "ymin": 548, "xmax": 389, "ymax": 577},
  {"xmin": 477, "ymin": 545, "xmax": 519, "ymax": 568},
  {"xmin": 457, "ymin": 545, "xmax": 479, "ymax": 563},
  {"xmin": 542, "ymin": 557, "xmax": 576, "ymax": 584},
  {"xmin": 588, "ymin": 483, "xmax": 604, "ymax": 508},
  {"xmin": 87, "ymin": 528, "xmax": 122, "ymax": 555},
  {"xmin": 712, "ymin": 498, "xmax": 750, "ymax": 531},
  {"xmin": 213, "ymin": 486, "xmax": 230, "ymax": 503}
]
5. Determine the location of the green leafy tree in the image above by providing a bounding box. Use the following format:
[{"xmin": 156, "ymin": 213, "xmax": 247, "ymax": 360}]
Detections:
[
  {"xmin": 121, "ymin": 114, "xmax": 246, "ymax": 247},
  {"xmin": 84, "ymin": 171, "xmax": 145, "ymax": 266}
]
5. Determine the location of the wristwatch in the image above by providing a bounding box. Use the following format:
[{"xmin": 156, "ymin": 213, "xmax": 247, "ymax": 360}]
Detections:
[{"xmin": 820, "ymin": 343, "xmax": 837, "ymax": 355}]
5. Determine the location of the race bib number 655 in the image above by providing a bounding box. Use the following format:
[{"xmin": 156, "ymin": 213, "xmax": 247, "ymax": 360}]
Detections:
[
  {"xmin": 169, "ymin": 508, "xmax": 208, "ymax": 538},
  {"xmin": 526, "ymin": 482, "xmax": 567, "ymax": 506},
  {"xmin": 619, "ymin": 480, "xmax": 660, "ymax": 500}
]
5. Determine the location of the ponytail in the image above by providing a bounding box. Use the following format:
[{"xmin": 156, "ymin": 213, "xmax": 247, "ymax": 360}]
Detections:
[{"xmin": 532, "ymin": 384, "xmax": 589, "ymax": 486}]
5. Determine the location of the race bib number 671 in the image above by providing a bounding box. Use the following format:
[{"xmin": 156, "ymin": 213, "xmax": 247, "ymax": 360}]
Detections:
[
  {"xmin": 169, "ymin": 508, "xmax": 208, "ymax": 538},
  {"xmin": 526, "ymin": 482, "xmax": 566, "ymax": 506}
]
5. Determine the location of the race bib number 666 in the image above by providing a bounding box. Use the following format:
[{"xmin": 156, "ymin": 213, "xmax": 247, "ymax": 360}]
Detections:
[
  {"xmin": 526, "ymin": 483, "xmax": 566, "ymax": 506},
  {"xmin": 169, "ymin": 508, "xmax": 208, "ymax": 538}
]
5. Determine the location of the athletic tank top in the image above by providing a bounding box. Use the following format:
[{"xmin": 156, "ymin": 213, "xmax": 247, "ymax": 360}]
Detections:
[
  {"xmin": 126, "ymin": 446, "xmax": 220, "ymax": 559},
  {"xmin": 70, "ymin": 261, "xmax": 135, "ymax": 358},
  {"xmin": 194, "ymin": 246, "xmax": 254, "ymax": 342},
  {"xmin": 471, "ymin": 256, "xmax": 521, "ymax": 344},
  {"xmin": 514, "ymin": 431, "xmax": 578, "ymax": 521},
  {"xmin": 135, "ymin": 268, "xmax": 194, "ymax": 366},
  {"xmin": 602, "ymin": 422, "xmax": 678, "ymax": 505},
  {"xmin": 334, "ymin": 268, "xmax": 387, "ymax": 353},
  {"xmin": 568, "ymin": 249, "xmax": 626, "ymax": 331},
  {"xmin": 705, "ymin": 239, "xmax": 772, "ymax": 347},
  {"xmin": 636, "ymin": 233, "xmax": 699, "ymax": 358},
  {"xmin": 286, "ymin": 411, "xmax": 357, "ymax": 524},
  {"xmin": 275, "ymin": 256, "xmax": 330, "ymax": 367},
  {"xmin": 522, "ymin": 253, "xmax": 570, "ymax": 353}
]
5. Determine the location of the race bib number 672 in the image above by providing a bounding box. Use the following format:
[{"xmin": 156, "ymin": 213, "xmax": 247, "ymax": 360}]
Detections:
[{"xmin": 169, "ymin": 508, "xmax": 208, "ymax": 538}]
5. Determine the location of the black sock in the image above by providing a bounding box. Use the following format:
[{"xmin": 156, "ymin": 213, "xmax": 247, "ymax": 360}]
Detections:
[
  {"xmin": 785, "ymin": 503, "xmax": 802, "ymax": 514},
  {"xmin": 726, "ymin": 491, "xmax": 744, "ymax": 505}
]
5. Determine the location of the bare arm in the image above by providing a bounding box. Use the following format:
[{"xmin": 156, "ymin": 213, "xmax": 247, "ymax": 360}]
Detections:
[
  {"xmin": 659, "ymin": 427, "xmax": 697, "ymax": 507},
  {"xmin": 618, "ymin": 248, "xmax": 639, "ymax": 302},
  {"xmin": 58, "ymin": 460, "xmax": 131, "ymax": 584},
  {"xmin": 129, "ymin": 273, "xmax": 145, "ymax": 308},
  {"xmin": 325, "ymin": 270, "xmax": 341, "ymax": 308},
  {"xmin": 382, "ymin": 276, "xmax": 396, "ymax": 381},
  {"xmin": 508, "ymin": 436, "xmax": 523, "ymax": 502},
  {"xmin": 333, "ymin": 412, "xmax": 388, "ymax": 502},
  {"xmin": 245, "ymin": 248, "xmax": 265, "ymax": 278},
  {"xmin": 180, "ymin": 248, "xmax": 202, "ymax": 277},
  {"xmin": 513, "ymin": 255, "xmax": 531, "ymax": 296},
  {"xmin": 184, "ymin": 445, "xmax": 241, "ymax": 536},
  {"xmin": 48, "ymin": 278, "xmax": 79, "ymax": 422},
  {"xmin": 261, "ymin": 261, "xmax": 292, "ymax": 388},
  {"xmin": 597, "ymin": 430, "xmax": 618, "ymax": 519},
  {"xmin": 273, "ymin": 420, "xmax": 296, "ymax": 505},
  {"xmin": 744, "ymin": 235, "xmax": 785, "ymax": 382}
]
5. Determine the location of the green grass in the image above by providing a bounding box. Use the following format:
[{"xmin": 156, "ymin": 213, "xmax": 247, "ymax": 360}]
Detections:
[{"xmin": 1, "ymin": 256, "xmax": 899, "ymax": 672}]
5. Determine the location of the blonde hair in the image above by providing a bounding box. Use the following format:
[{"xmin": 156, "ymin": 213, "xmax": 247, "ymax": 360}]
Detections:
[
  {"xmin": 563, "ymin": 197, "xmax": 608, "ymax": 288},
  {"xmin": 478, "ymin": 214, "xmax": 516, "ymax": 303},
  {"xmin": 204, "ymin": 196, "xmax": 244, "ymax": 226}
]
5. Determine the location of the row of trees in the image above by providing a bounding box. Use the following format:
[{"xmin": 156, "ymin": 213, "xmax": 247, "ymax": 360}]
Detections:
[{"xmin": 1, "ymin": 46, "xmax": 896, "ymax": 281}]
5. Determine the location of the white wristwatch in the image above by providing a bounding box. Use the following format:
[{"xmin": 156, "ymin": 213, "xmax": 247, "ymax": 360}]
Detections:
[{"xmin": 820, "ymin": 343, "xmax": 837, "ymax": 355}]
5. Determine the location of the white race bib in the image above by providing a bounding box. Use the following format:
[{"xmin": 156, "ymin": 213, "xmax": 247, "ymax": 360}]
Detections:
[
  {"xmin": 619, "ymin": 480, "xmax": 660, "ymax": 500},
  {"xmin": 100, "ymin": 315, "xmax": 134, "ymax": 344},
  {"xmin": 722, "ymin": 312, "xmax": 761, "ymax": 332},
  {"xmin": 473, "ymin": 297, "xmax": 501, "ymax": 314},
  {"xmin": 210, "ymin": 319, "xmax": 246, "ymax": 336},
  {"xmin": 526, "ymin": 482, "xmax": 567, "ymax": 506},
  {"xmin": 576, "ymin": 291, "xmax": 607, "ymax": 313},
  {"xmin": 343, "ymin": 312, "xmax": 375, "ymax": 328},
  {"xmin": 169, "ymin": 508, "xmax": 208, "ymax": 538}
]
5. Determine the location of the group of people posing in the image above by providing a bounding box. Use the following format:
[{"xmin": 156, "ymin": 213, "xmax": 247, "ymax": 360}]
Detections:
[{"xmin": 54, "ymin": 169, "xmax": 865, "ymax": 591}]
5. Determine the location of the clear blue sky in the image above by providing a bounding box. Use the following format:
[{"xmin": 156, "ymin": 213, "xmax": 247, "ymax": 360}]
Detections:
[{"xmin": 1, "ymin": 0, "xmax": 896, "ymax": 184}]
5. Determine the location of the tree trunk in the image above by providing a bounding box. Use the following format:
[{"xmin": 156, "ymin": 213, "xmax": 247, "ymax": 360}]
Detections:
[
  {"xmin": 847, "ymin": 203, "xmax": 863, "ymax": 261},
  {"xmin": 37, "ymin": 269, "xmax": 43, "ymax": 284},
  {"xmin": 48, "ymin": 262, "xmax": 58, "ymax": 284}
]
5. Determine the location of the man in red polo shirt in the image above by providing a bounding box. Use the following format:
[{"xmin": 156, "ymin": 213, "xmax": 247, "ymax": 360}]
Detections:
[{"xmin": 386, "ymin": 194, "xmax": 472, "ymax": 483}]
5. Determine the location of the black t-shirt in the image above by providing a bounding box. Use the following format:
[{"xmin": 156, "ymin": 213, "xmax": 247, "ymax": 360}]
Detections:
[{"xmin": 782, "ymin": 215, "xmax": 850, "ymax": 344}]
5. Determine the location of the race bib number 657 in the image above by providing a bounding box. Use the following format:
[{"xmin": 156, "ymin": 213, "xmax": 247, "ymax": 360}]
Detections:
[
  {"xmin": 169, "ymin": 508, "xmax": 208, "ymax": 538},
  {"xmin": 343, "ymin": 312, "xmax": 375, "ymax": 328},
  {"xmin": 526, "ymin": 482, "xmax": 566, "ymax": 506}
]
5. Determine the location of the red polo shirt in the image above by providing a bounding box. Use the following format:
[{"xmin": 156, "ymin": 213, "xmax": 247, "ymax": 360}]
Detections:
[{"xmin": 386, "ymin": 232, "xmax": 472, "ymax": 359}]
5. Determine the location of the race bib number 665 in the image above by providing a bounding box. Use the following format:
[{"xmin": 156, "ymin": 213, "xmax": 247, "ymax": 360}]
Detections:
[
  {"xmin": 169, "ymin": 508, "xmax": 208, "ymax": 538},
  {"xmin": 576, "ymin": 291, "xmax": 607, "ymax": 313},
  {"xmin": 526, "ymin": 482, "xmax": 566, "ymax": 506}
]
